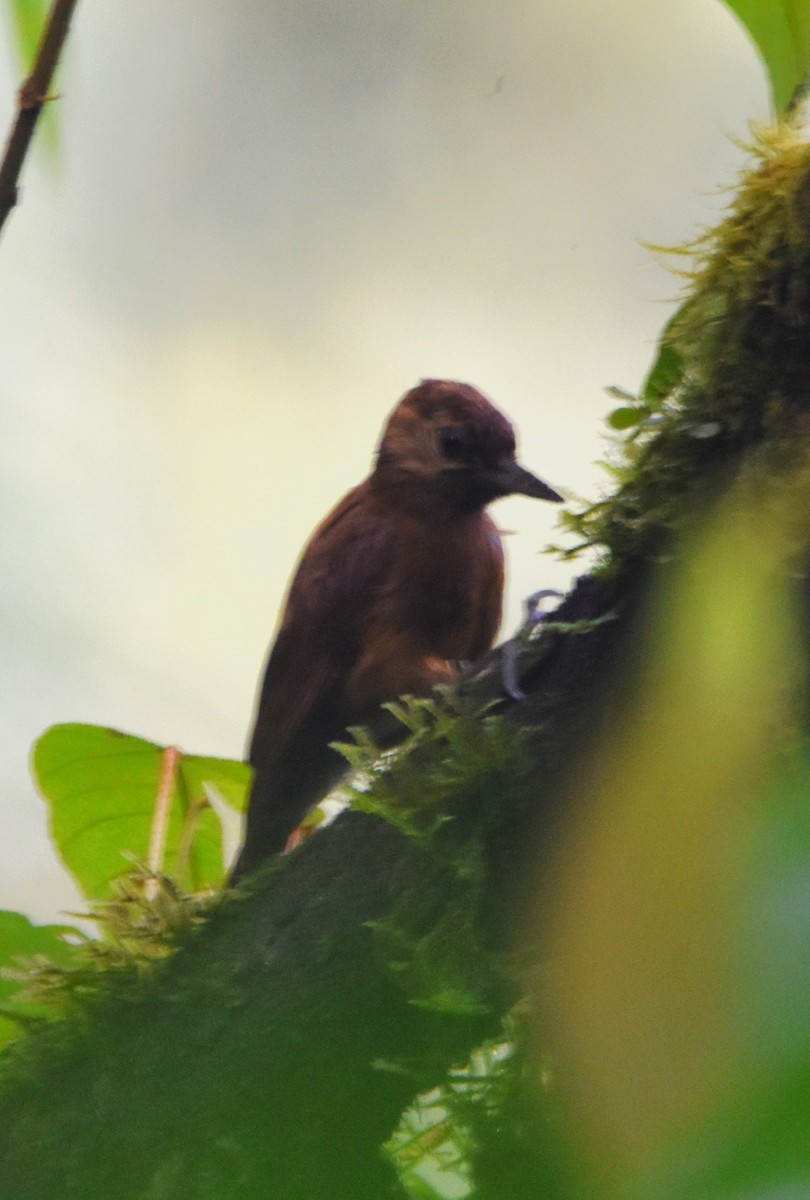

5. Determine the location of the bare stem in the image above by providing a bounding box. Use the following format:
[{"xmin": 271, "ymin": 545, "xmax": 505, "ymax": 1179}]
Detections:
[
  {"xmin": 0, "ymin": 0, "xmax": 80, "ymax": 237},
  {"xmin": 146, "ymin": 746, "xmax": 181, "ymax": 898}
]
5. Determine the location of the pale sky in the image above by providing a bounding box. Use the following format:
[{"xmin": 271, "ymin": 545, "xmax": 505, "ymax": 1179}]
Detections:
[{"xmin": 0, "ymin": 0, "xmax": 768, "ymax": 921}]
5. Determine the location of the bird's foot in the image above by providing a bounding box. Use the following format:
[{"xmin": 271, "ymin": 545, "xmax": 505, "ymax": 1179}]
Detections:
[{"xmin": 500, "ymin": 589, "xmax": 565, "ymax": 700}]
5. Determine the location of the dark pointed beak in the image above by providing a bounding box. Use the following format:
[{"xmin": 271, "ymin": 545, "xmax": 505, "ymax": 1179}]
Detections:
[{"xmin": 489, "ymin": 458, "xmax": 564, "ymax": 503}]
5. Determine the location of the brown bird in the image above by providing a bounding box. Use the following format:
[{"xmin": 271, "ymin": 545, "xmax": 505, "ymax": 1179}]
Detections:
[{"xmin": 231, "ymin": 379, "xmax": 562, "ymax": 880}]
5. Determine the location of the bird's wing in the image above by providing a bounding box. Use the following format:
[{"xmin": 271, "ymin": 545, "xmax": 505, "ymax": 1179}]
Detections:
[
  {"xmin": 247, "ymin": 483, "xmax": 396, "ymax": 771},
  {"xmin": 234, "ymin": 485, "xmax": 399, "ymax": 871}
]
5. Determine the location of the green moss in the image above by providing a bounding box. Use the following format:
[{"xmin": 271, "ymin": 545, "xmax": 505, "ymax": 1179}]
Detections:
[
  {"xmin": 337, "ymin": 692, "xmax": 532, "ymax": 1012},
  {"xmin": 386, "ymin": 1008, "xmax": 565, "ymax": 1200},
  {"xmin": 340, "ymin": 690, "xmax": 527, "ymax": 846},
  {"xmin": 0, "ymin": 869, "xmax": 220, "ymax": 1046},
  {"xmin": 568, "ymin": 124, "xmax": 810, "ymax": 566}
]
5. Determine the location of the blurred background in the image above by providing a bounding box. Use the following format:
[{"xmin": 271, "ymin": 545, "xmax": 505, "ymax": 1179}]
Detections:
[{"xmin": 0, "ymin": 0, "xmax": 768, "ymax": 920}]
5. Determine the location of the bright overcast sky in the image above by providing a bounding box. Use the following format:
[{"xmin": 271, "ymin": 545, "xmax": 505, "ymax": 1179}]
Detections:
[{"xmin": 0, "ymin": 0, "xmax": 768, "ymax": 920}]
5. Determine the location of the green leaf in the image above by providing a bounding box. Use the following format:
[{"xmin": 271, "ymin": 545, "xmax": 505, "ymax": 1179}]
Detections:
[
  {"xmin": 6, "ymin": 0, "xmax": 49, "ymax": 70},
  {"xmin": 0, "ymin": 910, "xmax": 82, "ymax": 1042},
  {"xmin": 635, "ymin": 298, "xmax": 692, "ymax": 417},
  {"xmin": 607, "ymin": 405, "xmax": 646, "ymax": 431},
  {"xmin": 32, "ymin": 724, "xmax": 251, "ymax": 899},
  {"xmin": 549, "ymin": 464, "xmax": 810, "ymax": 1197},
  {"xmin": 618, "ymin": 748, "xmax": 810, "ymax": 1200},
  {"xmin": 639, "ymin": 340, "xmax": 684, "ymax": 409},
  {"xmin": 720, "ymin": 0, "xmax": 810, "ymax": 115}
]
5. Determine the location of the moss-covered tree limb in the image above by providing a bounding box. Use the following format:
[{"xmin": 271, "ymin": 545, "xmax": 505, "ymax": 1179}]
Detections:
[{"xmin": 0, "ymin": 564, "xmax": 641, "ymax": 1200}]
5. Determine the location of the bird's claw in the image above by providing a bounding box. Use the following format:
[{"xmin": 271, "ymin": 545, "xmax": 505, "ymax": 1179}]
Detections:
[
  {"xmin": 524, "ymin": 588, "xmax": 565, "ymax": 626},
  {"xmin": 500, "ymin": 589, "xmax": 565, "ymax": 701}
]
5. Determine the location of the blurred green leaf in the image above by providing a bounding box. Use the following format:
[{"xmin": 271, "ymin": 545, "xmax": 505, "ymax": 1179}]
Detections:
[
  {"xmin": 607, "ymin": 406, "xmax": 646, "ymax": 431},
  {"xmin": 720, "ymin": 0, "xmax": 810, "ymax": 115},
  {"xmin": 0, "ymin": 910, "xmax": 82, "ymax": 1044},
  {"xmin": 630, "ymin": 749, "xmax": 810, "ymax": 1200},
  {"xmin": 633, "ymin": 299, "xmax": 692, "ymax": 423},
  {"xmin": 603, "ymin": 308, "xmax": 685, "ymax": 450},
  {"xmin": 32, "ymin": 724, "xmax": 251, "ymax": 899},
  {"xmin": 639, "ymin": 340, "xmax": 683, "ymax": 410},
  {"xmin": 6, "ymin": 0, "xmax": 49, "ymax": 70},
  {"xmin": 547, "ymin": 460, "xmax": 810, "ymax": 1196}
]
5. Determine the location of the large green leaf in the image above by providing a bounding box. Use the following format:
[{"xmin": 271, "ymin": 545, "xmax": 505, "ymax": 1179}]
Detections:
[
  {"xmin": 721, "ymin": 0, "xmax": 810, "ymax": 114},
  {"xmin": 32, "ymin": 724, "xmax": 251, "ymax": 899}
]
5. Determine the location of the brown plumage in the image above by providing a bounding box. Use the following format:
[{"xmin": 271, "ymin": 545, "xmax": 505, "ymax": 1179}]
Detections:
[{"xmin": 231, "ymin": 379, "xmax": 562, "ymax": 880}]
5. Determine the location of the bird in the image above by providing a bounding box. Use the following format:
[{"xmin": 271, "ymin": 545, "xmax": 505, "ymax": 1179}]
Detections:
[{"xmin": 230, "ymin": 379, "xmax": 563, "ymax": 880}]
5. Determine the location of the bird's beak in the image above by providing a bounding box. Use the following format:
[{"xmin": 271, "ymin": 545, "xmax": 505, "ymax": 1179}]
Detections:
[{"xmin": 490, "ymin": 458, "xmax": 564, "ymax": 503}]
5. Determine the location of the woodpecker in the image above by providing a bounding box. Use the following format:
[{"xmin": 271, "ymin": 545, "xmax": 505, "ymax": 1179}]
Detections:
[{"xmin": 231, "ymin": 379, "xmax": 562, "ymax": 879}]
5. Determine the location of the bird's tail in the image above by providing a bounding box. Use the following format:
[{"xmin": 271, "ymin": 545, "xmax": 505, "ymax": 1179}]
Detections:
[{"xmin": 230, "ymin": 721, "xmax": 349, "ymax": 883}]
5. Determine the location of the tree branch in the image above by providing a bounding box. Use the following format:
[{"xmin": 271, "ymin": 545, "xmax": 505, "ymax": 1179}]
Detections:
[
  {"xmin": 0, "ymin": 0, "xmax": 79, "ymax": 237},
  {"xmin": 0, "ymin": 568, "xmax": 637, "ymax": 1200}
]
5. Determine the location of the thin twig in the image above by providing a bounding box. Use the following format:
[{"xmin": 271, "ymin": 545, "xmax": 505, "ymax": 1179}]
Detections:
[{"xmin": 0, "ymin": 0, "xmax": 79, "ymax": 237}]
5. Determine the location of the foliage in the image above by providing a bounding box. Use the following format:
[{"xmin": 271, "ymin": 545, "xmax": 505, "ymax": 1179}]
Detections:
[
  {"xmin": 0, "ymin": 725, "xmax": 247, "ymax": 1051},
  {"xmin": 721, "ymin": 0, "xmax": 810, "ymax": 115},
  {"xmin": 339, "ymin": 691, "xmax": 522, "ymax": 852},
  {"xmin": 0, "ymin": 869, "xmax": 220, "ymax": 1052},
  {"xmin": 388, "ymin": 1010, "xmax": 565, "ymax": 1200},
  {"xmin": 32, "ymin": 723, "xmax": 249, "ymax": 899},
  {"xmin": 339, "ymin": 692, "xmax": 530, "ymax": 1015},
  {"xmin": 386, "ymin": 1032, "xmax": 517, "ymax": 1199},
  {"xmin": 4, "ymin": 1, "xmax": 810, "ymax": 1197},
  {"xmin": 549, "ymin": 445, "xmax": 810, "ymax": 1196},
  {"xmin": 579, "ymin": 0, "xmax": 810, "ymax": 557},
  {"xmin": 0, "ymin": 911, "xmax": 81, "ymax": 1043},
  {"xmin": 563, "ymin": 124, "xmax": 810, "ymax": 567}
]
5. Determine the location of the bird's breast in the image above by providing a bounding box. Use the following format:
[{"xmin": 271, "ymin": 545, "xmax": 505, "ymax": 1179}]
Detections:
[{"xmin": 386, "ymin": 512, "xmax": 504, "ymax": 660}]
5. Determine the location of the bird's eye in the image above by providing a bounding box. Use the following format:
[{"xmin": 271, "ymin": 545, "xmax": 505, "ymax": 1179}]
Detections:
[{"xmin": 438, "ymin": 426, "xmax": 467, "ymax": 460}]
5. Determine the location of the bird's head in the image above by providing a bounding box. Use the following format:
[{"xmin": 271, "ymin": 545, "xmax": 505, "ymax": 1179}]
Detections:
[{"xmin": 374, "ymin": 379, "xmax": 563, "ymax": 514}]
